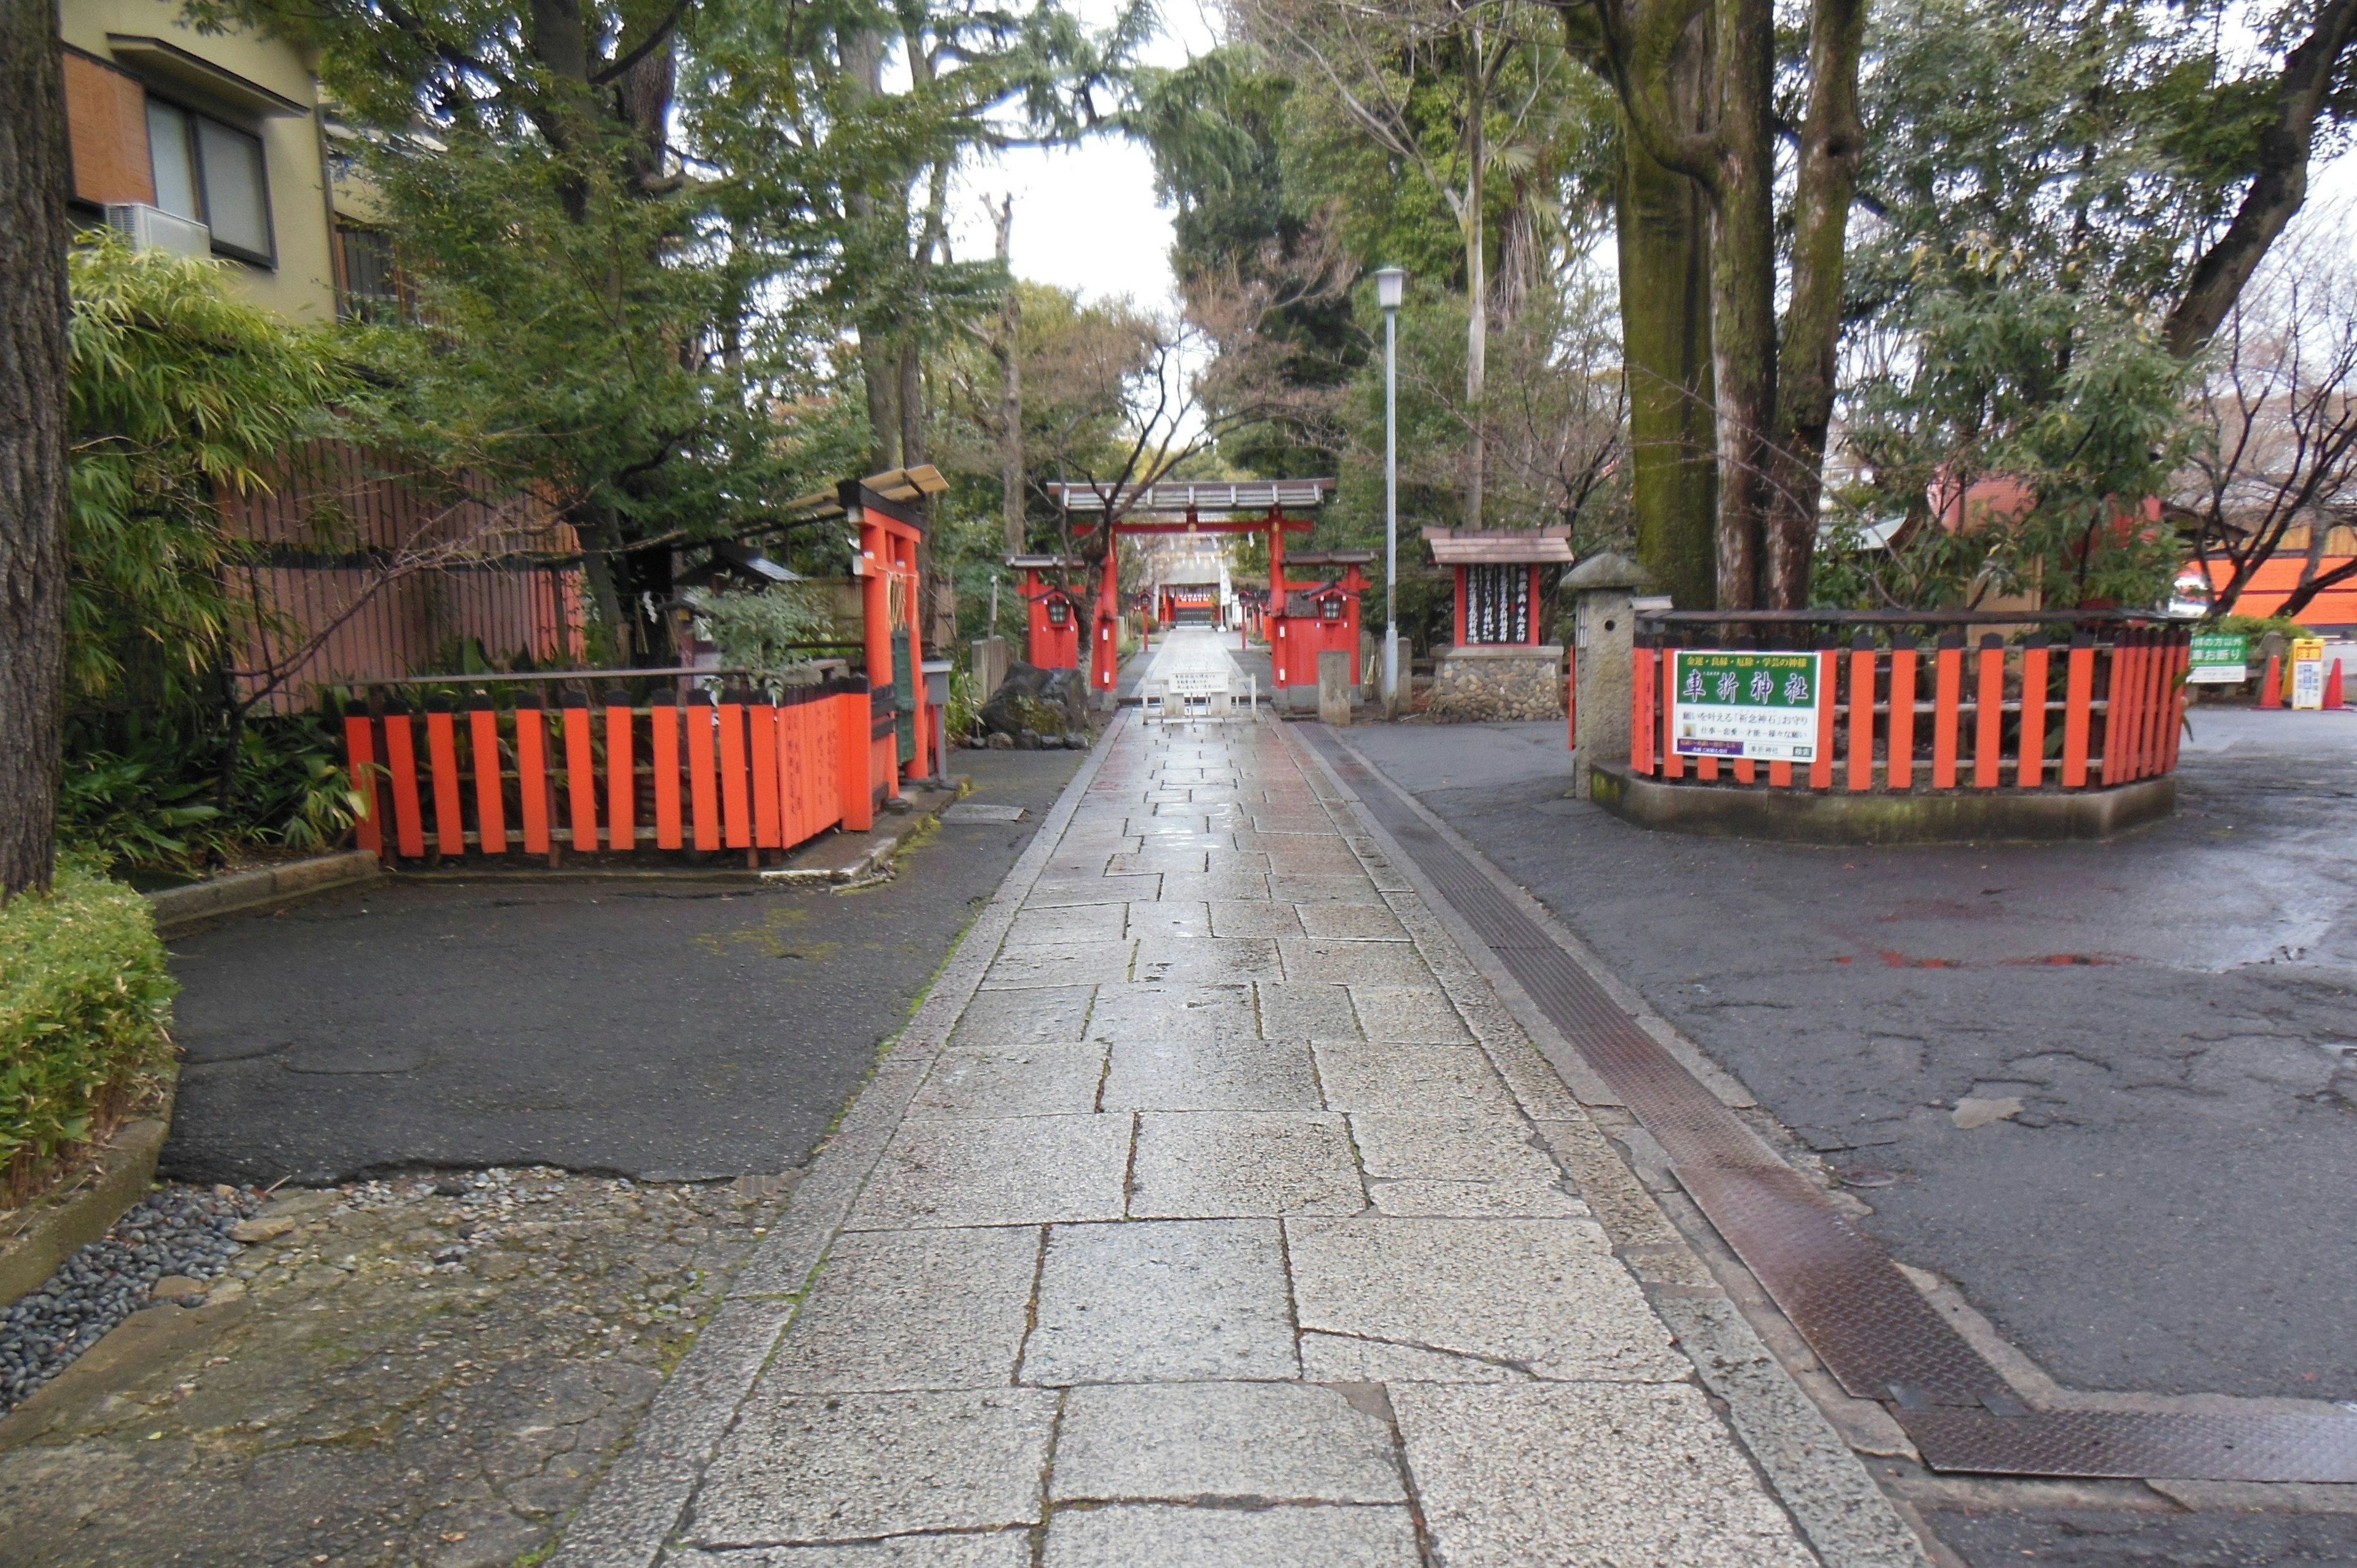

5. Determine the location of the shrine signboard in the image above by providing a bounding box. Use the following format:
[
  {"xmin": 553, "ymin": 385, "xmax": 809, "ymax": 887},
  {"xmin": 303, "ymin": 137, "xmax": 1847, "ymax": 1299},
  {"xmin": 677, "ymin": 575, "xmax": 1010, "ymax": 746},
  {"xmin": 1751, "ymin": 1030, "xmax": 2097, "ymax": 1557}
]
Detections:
[{"xmin": 1670, "ymin": 651, "xmax": 1823, "ymax": 762}]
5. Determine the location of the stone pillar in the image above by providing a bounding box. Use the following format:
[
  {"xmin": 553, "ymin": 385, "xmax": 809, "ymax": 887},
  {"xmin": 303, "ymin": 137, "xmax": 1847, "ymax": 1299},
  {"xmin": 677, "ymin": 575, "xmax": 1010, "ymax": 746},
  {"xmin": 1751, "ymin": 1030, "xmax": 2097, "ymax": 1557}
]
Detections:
[
  {"xmin": 1565, "ymin": 553, "xmax": 1658, "ymax": 800},
  {"xmin": 1318, "ymin": 650, "xmax": 1354, "ymax": 725}
]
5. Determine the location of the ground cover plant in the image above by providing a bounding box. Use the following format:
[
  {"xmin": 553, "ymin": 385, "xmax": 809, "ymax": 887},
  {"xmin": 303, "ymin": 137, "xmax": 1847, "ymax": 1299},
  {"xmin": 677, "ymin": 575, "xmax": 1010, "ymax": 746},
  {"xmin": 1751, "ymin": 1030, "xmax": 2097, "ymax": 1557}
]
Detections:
[{"xmin": 0, "ymin": 855, "xmax": 176, "ymax": 1206}]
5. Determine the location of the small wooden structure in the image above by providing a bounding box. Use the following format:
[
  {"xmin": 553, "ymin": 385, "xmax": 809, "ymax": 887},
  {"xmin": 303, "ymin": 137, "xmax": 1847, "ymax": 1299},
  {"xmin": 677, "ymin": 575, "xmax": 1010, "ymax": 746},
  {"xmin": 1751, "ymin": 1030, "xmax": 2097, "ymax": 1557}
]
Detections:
[
  {"xmin": 1275, "ymin": 550, "xmax": 1373, "ymax": 706},
  {"xmin": 1423, "ymin": 528, "xmax": 1575, "ymax": 719},
  {"xmin": 339, "ymin": 466, "xmax": 953, "ymax": 866},
  {"xmin": 1007, "ymin": 554, "xmax": 1086, "ymax": 670}
]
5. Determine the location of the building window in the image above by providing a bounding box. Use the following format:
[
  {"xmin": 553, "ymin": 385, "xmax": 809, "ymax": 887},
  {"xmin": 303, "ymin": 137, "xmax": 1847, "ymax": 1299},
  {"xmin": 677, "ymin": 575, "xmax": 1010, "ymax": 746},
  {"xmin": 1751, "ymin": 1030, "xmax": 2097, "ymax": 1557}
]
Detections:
[
  {"xmin": 1463, "ymin": 563, "xmax": 1532, "ymax": 644},
  {"xmin": 145, "ymin": 99, "xmax": 273, "ymax": 265},
  {"xmin": 335, "ymin": 222, "xmax": 401, "ymax": 320}
]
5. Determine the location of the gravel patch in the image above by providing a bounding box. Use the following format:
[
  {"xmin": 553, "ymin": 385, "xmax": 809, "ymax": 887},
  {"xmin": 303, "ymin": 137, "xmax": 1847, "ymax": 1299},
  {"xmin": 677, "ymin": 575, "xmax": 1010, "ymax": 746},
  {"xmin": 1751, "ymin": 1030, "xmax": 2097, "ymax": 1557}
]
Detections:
[
  {"xmin": 0, "ymin": 1164, "xmax": 792, "ymax": 1568},
  {"xmin": 2, "ymin": 1184, "xmax": 258, "ymax": 1411}
]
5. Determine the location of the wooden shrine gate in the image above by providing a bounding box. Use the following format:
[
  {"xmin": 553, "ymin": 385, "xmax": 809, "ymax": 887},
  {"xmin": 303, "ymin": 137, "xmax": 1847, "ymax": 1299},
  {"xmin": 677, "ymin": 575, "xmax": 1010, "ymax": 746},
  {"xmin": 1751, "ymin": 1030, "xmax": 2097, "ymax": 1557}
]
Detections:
[{"xmin": 342, "ymin": 679, "xmax": 875, "ymax": 865}]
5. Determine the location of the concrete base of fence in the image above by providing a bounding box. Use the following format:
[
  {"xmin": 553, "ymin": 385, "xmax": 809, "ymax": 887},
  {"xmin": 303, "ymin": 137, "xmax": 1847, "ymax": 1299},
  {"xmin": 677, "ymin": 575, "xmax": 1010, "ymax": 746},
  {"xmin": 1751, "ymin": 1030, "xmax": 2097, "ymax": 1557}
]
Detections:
[
  {"xmin": 146, "ymin": 850, "xmax": 383, "ymax": 932},
  {"xmin": 1, "ymin": 1117, "xmax": 171, "ymax": 1310},
  {"xmin": 1586, "ymin": 762, "xmax": 2175, "ymax": 844}
]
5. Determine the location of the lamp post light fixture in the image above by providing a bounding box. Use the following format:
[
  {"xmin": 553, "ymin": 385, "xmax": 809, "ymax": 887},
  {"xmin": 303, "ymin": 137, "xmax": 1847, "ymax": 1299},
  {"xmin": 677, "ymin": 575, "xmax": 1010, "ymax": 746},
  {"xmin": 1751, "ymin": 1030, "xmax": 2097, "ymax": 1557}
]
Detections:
[{"xmin": 1372, "ymin": 266, "xmax": 1407, "ymax": 713}]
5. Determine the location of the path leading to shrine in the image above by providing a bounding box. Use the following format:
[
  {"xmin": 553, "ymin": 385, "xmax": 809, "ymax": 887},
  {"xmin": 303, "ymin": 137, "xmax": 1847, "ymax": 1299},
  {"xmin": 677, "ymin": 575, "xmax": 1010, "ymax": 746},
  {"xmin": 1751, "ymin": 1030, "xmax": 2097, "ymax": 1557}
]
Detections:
[{"xmin": 551, "ymin": 630, "xmax": 1928, "ymax": 1567}]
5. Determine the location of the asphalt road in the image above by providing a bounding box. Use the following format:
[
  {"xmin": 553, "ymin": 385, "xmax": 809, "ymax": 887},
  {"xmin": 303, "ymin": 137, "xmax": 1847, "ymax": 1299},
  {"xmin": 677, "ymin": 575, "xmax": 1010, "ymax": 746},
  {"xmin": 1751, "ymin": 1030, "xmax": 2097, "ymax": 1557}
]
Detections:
[
  {"xmin": 160, "ymin": 749, "xmax": 1088, "ymax": 1187},
  {"xmin": 1343, "ymin": 711, "xmax": 2357, "ymax": 1564}
]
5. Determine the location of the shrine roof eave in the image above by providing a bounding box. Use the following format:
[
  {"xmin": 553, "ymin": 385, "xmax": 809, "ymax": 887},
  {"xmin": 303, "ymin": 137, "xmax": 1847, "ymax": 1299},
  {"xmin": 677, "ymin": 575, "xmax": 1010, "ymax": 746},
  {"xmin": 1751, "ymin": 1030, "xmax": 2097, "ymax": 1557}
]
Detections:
[{"xmin": 1422, "ymin": 526, "xmax": 1574, "ymax": 564}]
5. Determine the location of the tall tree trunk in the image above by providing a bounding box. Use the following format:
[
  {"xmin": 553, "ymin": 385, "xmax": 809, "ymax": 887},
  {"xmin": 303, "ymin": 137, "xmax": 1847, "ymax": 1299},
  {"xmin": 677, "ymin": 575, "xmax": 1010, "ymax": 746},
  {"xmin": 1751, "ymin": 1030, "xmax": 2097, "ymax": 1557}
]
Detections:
[
  {"xmin": 2162, "ymin": 0, "xmax": 2357, "ymax": 359},
  {"xmin": 1760, "ymin": 0, "xmax": 1867, "ymax": 609},
  {"xmin": 0, "ymin": 8, "xmax": 71, "ymax": 897},
  {"xmin": 1461, "ymin": 53, "xmax": 1488, "ymax": 532},
  {"xmin": 1705, "ymin": 0, "xmax": 1775, "ymax": 609},
  {"xmin": 994, "ymin": 197, "xmax": 1025, "ymax": 556},
  {"xmin": 1611, "ymin": 8, "xmax": 1718, "ymax": 610}
]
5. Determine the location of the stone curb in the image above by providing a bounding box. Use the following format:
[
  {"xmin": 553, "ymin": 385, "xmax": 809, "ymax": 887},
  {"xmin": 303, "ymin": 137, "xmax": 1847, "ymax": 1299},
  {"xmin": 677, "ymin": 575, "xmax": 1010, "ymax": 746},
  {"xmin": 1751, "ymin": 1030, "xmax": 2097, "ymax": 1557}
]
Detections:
[
  {"xmin": 145, "ymin": 850, "xmax": 382, "ymax": 932},
  {"xmin": 1280, "ymin": 722, "xmax": 1935, "ymax": 1568},
  {"xmin": 546, "ymin": 720, "xmax": 1124, "ymax": 1568},
  {"xmin": 0, "ymin": 1118, "xmax": 169, "ymax": 1310}
]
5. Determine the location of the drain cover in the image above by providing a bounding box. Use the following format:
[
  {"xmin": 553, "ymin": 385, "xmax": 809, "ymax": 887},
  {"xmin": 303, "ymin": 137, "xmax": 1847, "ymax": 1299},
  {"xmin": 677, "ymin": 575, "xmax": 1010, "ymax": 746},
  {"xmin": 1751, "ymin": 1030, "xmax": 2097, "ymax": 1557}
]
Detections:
[{"xmin": 942, "ymin": 803, "xmax": 1026, "ymax": 824}]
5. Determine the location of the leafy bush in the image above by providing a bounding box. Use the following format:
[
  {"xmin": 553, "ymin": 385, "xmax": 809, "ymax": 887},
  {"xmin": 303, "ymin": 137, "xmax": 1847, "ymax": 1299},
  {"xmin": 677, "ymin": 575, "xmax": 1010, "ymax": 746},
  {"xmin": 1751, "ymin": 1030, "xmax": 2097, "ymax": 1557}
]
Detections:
[
  {"xmin": 2208, "ymin": 613, "xmax": 2318, "ymax": 642},
  {"xmin": 1, "ymin": 860, "xmax": 178, "ymax": 1205},
  {"xmin": 60, "ymin": 711, "xmax": 364, "ymax": 878},
  {"xmin": 691, "ymin": 586, "xmax": 846, "ymax": 695}
]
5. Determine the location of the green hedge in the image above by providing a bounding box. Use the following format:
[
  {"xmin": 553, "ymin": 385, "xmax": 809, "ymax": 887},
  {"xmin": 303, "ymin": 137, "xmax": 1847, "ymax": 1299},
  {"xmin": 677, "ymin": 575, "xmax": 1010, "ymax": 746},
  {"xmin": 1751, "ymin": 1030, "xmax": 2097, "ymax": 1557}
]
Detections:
[{"xmin": 1, "ymin": 858, "xmax": 177, "ymax": 1197}]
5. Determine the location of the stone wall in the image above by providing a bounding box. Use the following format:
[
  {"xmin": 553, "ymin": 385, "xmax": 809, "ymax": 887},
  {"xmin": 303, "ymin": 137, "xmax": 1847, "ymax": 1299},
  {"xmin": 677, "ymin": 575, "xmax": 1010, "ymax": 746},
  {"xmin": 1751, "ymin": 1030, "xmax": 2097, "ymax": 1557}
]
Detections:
[{"xmin": 1426, "ymin": 646, "xmax": 1566, "ymax": 720}]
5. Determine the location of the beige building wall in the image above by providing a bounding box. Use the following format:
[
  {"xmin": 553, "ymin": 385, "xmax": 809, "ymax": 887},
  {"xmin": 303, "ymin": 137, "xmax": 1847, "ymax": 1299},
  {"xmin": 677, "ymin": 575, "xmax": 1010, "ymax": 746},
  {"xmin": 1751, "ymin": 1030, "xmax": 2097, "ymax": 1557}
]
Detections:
[{"xmin": 57, "ymin": 0, "xmax": 339, "ymax": 323}]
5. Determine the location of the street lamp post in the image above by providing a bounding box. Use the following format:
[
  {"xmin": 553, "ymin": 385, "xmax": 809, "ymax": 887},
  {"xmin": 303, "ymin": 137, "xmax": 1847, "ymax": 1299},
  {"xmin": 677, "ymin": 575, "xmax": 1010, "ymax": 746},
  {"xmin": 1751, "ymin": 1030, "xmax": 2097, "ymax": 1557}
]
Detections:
[{"xmin": 1374, "ymin": 266, "xmax": 1406, "ymax": 714}]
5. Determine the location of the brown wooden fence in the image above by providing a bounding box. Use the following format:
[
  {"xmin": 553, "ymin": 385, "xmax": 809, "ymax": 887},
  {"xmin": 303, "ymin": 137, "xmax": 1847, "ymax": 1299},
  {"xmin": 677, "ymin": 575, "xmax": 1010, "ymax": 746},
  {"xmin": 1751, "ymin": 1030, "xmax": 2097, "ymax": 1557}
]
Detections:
[
  {"xmin": 343, "ymin": 679, "xmax": 877, "ymax": 865},
  {"xmin": 1631, "ymin": 624, "xmax": 2191, "ymax": 792}
]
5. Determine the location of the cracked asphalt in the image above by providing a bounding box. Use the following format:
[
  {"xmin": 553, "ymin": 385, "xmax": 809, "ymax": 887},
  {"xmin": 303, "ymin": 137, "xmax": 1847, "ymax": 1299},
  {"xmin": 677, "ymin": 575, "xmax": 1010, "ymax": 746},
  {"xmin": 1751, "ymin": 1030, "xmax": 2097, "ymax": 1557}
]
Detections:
[{"xmin": 1341, "ymin": 711, "xmax": 2357, "ymax": 1407}]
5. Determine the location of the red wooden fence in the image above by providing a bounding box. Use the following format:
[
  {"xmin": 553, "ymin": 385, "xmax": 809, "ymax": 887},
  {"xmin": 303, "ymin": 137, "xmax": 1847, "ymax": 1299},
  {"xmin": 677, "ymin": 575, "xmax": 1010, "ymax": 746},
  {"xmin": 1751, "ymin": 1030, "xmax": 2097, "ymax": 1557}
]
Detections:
[
  {"xmin": 1630, "ymin": 627, "xmax": 2191, "ymax": 792},
  {"xmin": 343, "ymin": 679, "xmax": 876, "ymax": 864}
]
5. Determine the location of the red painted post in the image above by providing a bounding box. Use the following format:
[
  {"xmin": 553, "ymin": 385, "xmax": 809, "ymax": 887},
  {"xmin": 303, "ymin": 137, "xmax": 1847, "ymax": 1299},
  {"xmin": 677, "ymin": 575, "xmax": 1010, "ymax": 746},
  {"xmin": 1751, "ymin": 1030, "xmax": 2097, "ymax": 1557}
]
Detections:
[
  {"xmin": 343, "ymin": 712, "xmax": 382, "ymax": 856},
  {"xmin": 2162, "ymin": 632, "xmax": 2193, "ymax": 771},
  {"xmin": 749, "ymin": 700, "xmax": 783, "ymax": 849},
  {"xmin": 718, "ymin": 695, "xmax": 751, "ymax": 849},
  {"xmin": 651, "ymin": 691, "xmax": 683, "ymax": 850},
  {"xmin": 840, "ymin": 689, "xmax": 874, "ymax": 832},
  {"xmin": 1932, "ymin": 636, "xmax": 1963, "ymax": 788},
  {"xmin": 1631, "ymin": 644, "xmax": 1656, "ymax": 774},
  {"xmin": 1848, "ymin": 640, "xmax": 1876, "ymax": 792},
  {"xmin": 468, "ymin": 700, "xmax": 507, "ymax": 852},
  {"xmin": 2017, "ymin": 639, "xmax": 2050, "ymax": 788},
  {"xmin": 384, "ymin": 706, "xmax": 425, "ymax": 860},
  {"xmin": 1662, "ymin": 650, "xmax": 1686, "ymax": 780},
  {"xmin": 1810, "ymin": 648, "xmax": 1838, "ymax": 789},
  {"xmin": 2062, "ymin": 636, "xmax": 2096, "ymax": 786},
  {"xmin": 563, "ymin": 700, "xmax": 598, "ymax": 849},
  {"xmin": 516, "ymin": 698, "xmax": 551, "ymax": 855},
  {"xmin": 2101, "ymin": 633, "xmax": 2131, "ymax": 785},
  {"xmin": 2115, "ymin": 629, "xmax": 2147, "ymax": 781},
  {"xmin": 605, "ymin": 695, "xmax": 635, "ymax": 851},
  {"xmin": 2142, "ymin": 628, "xmax": 2173, "ymax": 778},
  {"xmin": 1974, "ymin": 636, "xmax": 2005, "ymax": 789},
  {"xmin": 1887, "ymin": 643, "xmax": 1918, "ymax": 790},
  {"xmin": 687, "ymin": 700, "xmax": 719, "ymax": 851},
  {"xmin": 427, "ymin": 700, "xmax": 465, "ymax": 859},
  {"xmin": 1565, "ymin": 649, "xmax": 1576, "ymax": 753}
]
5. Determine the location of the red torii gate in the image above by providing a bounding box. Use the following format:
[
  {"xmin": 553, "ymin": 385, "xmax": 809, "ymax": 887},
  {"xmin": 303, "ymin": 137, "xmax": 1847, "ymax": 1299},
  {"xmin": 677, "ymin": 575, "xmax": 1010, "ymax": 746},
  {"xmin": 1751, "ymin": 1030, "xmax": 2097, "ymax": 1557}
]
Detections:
[{"xmin": 1044, "ymin": 479, "xmax": 1337, "ymax": 700}]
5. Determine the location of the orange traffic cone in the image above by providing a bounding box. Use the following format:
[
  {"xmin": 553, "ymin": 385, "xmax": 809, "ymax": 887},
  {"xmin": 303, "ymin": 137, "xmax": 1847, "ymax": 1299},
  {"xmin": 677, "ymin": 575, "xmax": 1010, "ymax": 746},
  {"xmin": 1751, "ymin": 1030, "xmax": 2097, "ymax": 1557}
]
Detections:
[
  {"xmin": 2260, "ymin": 654, "xmax": 2283, "ymax": 708},
  {"xmin": 2327, "ymin": 659, "xmax": 2345, "ymax": 711}
]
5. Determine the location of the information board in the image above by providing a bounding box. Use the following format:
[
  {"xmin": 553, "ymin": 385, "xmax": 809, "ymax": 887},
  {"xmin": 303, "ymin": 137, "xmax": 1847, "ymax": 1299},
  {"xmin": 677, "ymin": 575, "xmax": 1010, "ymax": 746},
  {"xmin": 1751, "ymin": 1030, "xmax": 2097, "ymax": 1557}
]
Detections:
[
  {"xmin": 1670, "ymin": 651, "xmax": 1822, "ymax": 762},
  {"xmin": 2186, "ymin": 632, "xmax": 2249, "ymax": 685},
  {"xmin": 2291, "ymin": 638, "xmax": 2326, "ymax": 709},
  {"xmin": 1166, "ymin": 666, "xmax": 1230, "ymax": 697}
]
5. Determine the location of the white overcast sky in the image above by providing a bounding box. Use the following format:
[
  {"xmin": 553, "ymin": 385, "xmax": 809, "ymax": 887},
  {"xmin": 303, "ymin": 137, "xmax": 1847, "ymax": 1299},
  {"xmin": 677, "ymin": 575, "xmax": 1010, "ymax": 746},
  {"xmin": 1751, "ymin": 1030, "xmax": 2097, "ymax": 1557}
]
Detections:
[{"xmin": 943, "ymin": 0, "xmax": 1223, "ymax": 314}]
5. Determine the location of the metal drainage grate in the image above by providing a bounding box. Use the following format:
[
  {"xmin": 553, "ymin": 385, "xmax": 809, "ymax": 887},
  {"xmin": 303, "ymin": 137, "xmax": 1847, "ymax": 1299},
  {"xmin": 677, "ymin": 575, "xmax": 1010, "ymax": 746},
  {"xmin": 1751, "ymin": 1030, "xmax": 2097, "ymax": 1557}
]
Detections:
[{"xmin": 1302, "ymin": 727, "xmax": 2357, "ymax": 1483}]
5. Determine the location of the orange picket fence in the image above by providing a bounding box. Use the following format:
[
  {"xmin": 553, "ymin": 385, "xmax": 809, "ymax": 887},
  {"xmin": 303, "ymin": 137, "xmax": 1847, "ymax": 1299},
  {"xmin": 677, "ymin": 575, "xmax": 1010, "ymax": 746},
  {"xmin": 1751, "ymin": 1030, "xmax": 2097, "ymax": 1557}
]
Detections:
[
  {"xmin": 341, "ymin": 678, "xmax": 878, "ymax": 864},
  {"xmin": 1631, "ymin": 620, "xmax": 2191, "ymax": 792}
]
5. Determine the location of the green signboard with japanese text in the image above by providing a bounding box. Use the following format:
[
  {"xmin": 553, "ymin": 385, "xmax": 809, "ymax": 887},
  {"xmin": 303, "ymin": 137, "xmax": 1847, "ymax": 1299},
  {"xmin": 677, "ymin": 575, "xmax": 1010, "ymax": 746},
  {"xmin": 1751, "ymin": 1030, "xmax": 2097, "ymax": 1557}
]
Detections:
[
  {"xmin": 1670, "ymin": 651, "xmax": 1822, "ymax": 762},
  {"xmin": 2186, "ymin": 632, "xmax": 2249, "ymax": 685}
]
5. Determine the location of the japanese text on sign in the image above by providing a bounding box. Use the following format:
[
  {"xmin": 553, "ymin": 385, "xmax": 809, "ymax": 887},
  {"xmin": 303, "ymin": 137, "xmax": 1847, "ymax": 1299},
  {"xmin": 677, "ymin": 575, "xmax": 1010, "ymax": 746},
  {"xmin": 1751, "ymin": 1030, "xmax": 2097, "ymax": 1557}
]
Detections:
[
  {"xmin": 2186, "ymin": 632, "xmax": 2248, "ymax": 685},
  {"xmin": 1670, "ymin": 651, "xmax": 1821, "ymax": 762}
]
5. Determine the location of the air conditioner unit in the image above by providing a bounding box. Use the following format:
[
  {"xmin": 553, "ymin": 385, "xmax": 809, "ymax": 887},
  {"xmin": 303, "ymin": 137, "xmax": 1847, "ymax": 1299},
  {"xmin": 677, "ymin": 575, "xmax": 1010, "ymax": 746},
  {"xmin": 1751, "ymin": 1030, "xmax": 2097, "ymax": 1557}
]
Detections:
[{"xmin": 104, "ymin": 203, "xmax": 211, "ymax": 258}]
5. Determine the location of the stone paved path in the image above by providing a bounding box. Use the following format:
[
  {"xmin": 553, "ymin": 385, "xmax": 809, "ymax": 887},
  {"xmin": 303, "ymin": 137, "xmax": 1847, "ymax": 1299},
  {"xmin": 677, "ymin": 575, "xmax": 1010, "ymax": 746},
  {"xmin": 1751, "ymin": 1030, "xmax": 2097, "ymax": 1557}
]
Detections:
[{"xmin": 558, "ymin": 647, "xmax": 1841, "ymax": 1566}]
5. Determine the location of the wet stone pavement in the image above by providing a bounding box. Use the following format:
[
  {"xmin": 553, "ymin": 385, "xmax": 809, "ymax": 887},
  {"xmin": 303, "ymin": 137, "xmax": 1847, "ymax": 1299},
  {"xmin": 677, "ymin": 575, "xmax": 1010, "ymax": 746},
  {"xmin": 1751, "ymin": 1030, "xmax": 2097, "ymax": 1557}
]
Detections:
[
  {"xmin": 548, "ymin": 668, "xmax": 1913, "ymax": 1568},
  {"xmin": 0, "ymin": 1168, "xmax": 790, "ymax": 1567}
]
